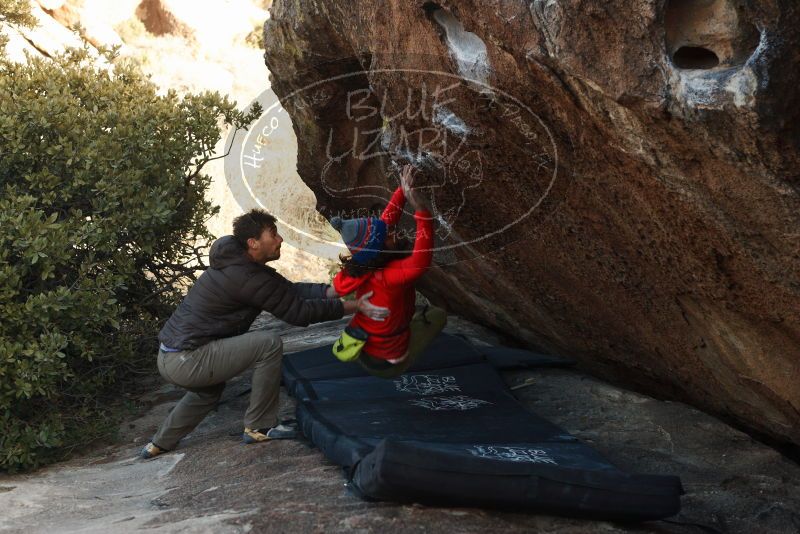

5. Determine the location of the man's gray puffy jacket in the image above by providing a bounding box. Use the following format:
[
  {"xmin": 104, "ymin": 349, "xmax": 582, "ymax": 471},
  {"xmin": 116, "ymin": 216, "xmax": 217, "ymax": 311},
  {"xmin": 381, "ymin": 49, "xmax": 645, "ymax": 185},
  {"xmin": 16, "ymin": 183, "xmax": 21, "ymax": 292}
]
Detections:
[{"xmin": 158, "ymin": 235, "xmax": 343, "ymax": 350}]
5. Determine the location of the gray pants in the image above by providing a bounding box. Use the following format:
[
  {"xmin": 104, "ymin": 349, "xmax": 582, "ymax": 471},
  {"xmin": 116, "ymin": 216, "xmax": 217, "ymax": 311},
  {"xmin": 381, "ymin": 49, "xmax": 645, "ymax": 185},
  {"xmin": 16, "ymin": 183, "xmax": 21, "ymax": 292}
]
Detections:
[{"xmin": 152, "ymin": 330, "xmax": 283, "ymax": 450}]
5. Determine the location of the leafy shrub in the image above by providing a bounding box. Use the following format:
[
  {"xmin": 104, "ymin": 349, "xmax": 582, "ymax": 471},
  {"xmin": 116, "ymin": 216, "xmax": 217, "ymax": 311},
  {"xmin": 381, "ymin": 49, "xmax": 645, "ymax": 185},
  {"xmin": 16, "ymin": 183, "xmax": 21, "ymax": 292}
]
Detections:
[
  {"xmin": 0, "ymin": 0, "xmax": 34, "ymax": 28},
  {"xmin": 0, "ymin": 10, "xmax": 260, "ymax": 470}
]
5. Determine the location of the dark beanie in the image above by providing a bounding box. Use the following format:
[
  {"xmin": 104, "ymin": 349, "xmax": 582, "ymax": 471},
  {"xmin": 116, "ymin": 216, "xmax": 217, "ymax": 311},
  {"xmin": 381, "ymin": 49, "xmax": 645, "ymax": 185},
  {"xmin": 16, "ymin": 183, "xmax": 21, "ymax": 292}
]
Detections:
[{"xmin": 330, "ymin": 216, "xmax": 387, "ymax": 264}]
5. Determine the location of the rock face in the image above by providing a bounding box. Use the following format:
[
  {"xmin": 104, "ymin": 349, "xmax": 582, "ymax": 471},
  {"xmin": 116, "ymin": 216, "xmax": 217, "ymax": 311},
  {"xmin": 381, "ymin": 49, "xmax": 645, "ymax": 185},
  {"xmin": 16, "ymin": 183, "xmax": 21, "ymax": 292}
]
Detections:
[{"xmin": 263, "ymin": 1, "xmax": 800, "ymax": 446}]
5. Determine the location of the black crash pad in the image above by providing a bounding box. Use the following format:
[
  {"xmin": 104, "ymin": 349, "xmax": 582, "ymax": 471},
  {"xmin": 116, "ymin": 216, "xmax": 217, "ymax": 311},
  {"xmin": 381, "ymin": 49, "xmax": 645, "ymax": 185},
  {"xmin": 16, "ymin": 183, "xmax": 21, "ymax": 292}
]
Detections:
[
  {"xmin": 297, "ymin": 392, "xmax": 577, "ymax": 466},
  {"xmin": 284, "ymin": 336, "xmax": 683, "ymax": 520},
  {"xmin": 293, "ymin": 362, "xmax": 509, "ymax": 402},
  {"xmin": 351, "ymin": 440, "xmax": 683, "ymax": 520}
]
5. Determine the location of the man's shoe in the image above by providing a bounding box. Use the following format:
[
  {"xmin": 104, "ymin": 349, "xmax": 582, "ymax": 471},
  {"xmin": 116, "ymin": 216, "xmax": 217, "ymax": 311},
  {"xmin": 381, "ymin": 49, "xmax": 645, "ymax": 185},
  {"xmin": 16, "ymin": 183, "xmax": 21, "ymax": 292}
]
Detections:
[
  {"xmin": 140, "ymin": 442, "xmax": 167, "ymax": 459},
  {"xmin": 243, "ymin": 424, "xmax": 298, "ymax": 444}
]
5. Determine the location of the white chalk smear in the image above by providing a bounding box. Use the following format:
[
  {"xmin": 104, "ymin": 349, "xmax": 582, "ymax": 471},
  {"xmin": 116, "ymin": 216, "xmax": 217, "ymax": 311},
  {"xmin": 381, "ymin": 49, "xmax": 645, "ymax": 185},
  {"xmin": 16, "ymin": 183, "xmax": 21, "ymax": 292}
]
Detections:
[
  {"xmin": 432, "ymin": 8, "xmax": 491, "ymax": 85},
  {"xmin": 433, "ymin": 105, "xmax": 471, "ymax": 136}
]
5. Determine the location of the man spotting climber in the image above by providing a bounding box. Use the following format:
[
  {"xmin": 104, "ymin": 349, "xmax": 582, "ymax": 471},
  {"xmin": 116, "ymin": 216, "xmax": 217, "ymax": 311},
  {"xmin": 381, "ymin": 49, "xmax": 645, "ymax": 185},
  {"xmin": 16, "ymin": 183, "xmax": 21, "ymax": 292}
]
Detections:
[{"xmin": 141, "ymin": 210, "xmax": 389, "ymax": 458}]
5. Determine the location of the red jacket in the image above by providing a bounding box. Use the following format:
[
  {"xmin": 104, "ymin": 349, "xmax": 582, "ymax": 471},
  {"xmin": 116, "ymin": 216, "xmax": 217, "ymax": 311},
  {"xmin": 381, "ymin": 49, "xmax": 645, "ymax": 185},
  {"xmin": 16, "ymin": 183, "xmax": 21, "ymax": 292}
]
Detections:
[{"xmin": 332, "ymin": 187, "xmax": 434, "ymax": 359}]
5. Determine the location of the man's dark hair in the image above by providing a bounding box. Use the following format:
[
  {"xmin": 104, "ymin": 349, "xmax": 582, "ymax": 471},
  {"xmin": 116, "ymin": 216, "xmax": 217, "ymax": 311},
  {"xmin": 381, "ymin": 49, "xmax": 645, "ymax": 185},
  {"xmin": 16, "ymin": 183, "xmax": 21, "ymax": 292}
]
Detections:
[{"xmin": 232, "ymin": 209, "xmax": 277, "ymax": 248}]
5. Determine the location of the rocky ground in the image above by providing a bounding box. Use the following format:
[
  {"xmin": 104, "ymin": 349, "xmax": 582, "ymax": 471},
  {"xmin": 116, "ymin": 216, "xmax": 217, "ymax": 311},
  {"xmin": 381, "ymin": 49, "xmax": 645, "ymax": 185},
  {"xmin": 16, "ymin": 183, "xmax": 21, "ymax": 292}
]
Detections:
[{"xmin": 1, "ymin": 315, "xmax": 799, "ymax": 534}]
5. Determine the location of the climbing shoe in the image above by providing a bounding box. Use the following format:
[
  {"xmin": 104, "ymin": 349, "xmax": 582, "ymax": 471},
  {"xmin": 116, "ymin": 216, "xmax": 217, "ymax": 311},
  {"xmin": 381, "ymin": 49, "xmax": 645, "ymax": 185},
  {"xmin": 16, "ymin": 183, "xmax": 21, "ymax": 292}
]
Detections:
[
  {"xmin": 140, "ymin": 442, "xmax": 168, "ymax": 459},
  {"xmin": 242, "ymin": 423, "xmax": 298, "ymax": 444}
]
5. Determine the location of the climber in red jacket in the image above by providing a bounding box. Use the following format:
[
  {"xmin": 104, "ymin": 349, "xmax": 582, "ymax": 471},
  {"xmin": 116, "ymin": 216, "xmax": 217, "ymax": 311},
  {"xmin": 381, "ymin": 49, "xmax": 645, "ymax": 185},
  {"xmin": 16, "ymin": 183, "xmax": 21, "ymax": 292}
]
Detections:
[{"xmin": 328, "ymin": 164, "xmax": 446, "ymax": 378}]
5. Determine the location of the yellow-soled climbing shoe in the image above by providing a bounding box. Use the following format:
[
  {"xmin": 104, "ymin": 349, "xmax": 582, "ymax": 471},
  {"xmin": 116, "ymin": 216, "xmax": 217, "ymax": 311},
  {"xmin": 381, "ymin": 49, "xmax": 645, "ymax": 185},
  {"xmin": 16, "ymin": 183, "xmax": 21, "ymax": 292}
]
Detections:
[
  {"xmin": 242, "ymin": 424, "xmax": 298, "ymax": 444},
  {"xmin": 140, "ymin": 442, "xmax": 167, "ymax": 459}
]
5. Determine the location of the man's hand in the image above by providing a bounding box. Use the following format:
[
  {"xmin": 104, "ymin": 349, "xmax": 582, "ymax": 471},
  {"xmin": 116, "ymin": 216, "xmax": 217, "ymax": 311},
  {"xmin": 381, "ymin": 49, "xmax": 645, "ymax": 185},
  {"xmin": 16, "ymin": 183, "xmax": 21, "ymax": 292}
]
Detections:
[
  {"xmin": 357, "ymin": 291, "xmax": 390, "ymax": 321},
  {"xmin": 325, "ymin": 285, "xmax": 339, "ymax": 298},
  {"xmin": 342, "ymin": 290, "xmax": 390, "ymax": 321}
]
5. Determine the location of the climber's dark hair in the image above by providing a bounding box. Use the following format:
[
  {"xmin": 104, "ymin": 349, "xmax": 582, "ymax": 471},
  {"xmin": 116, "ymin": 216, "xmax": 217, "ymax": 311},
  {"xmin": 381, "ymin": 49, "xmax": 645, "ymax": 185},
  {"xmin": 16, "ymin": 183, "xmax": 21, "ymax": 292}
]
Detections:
[
  {"xmin": 339, "ymin": 235, "xmax": 413, "ymax": 277},
  {"xmin": 232, "ymin": 209, "xmax": 277, "ymax": 248}
]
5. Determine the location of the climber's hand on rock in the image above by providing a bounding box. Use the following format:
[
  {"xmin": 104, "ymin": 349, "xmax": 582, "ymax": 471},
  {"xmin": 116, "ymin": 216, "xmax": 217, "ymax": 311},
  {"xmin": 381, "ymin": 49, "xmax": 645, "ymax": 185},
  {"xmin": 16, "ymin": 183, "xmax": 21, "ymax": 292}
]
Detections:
[
  {"xmin": 400, "ymin": 164, "xmax": 430, "ymax": 212},
  {"xmin": 400, "ymin": 164, "xmax": 415, "ymax": 197}
]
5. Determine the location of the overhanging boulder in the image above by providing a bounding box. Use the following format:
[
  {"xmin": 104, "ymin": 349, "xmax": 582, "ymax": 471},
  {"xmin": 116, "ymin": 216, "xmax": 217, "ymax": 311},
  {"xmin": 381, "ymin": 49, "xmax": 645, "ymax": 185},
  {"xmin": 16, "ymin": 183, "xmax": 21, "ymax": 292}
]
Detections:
[{"xmin": 263, "ymin": 0, "xmax": 800, "ymax": 446}]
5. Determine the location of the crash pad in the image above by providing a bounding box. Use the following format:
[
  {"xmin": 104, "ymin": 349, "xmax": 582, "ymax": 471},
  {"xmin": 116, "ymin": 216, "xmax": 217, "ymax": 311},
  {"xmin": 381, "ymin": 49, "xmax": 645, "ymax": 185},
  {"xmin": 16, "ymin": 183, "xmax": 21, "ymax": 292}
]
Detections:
[{"xmin": 283, "ymin": 335, "xmax": 682, "ymax": 520}]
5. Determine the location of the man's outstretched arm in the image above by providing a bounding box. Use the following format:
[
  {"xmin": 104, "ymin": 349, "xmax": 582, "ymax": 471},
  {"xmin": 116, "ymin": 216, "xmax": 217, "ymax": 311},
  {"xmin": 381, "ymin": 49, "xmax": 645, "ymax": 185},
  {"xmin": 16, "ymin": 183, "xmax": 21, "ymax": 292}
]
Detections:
[{"xmin": 293, "ymin": 282, "xmax": 330, "ymax": 299}]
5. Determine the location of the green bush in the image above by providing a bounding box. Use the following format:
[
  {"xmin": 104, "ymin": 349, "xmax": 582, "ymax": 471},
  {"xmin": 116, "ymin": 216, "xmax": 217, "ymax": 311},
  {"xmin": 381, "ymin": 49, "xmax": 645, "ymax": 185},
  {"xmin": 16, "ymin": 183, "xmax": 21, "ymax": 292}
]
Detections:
[
  {"xmin": 0, "ymin": 0, "xmax": 34, "ymax": 28},
  {"xmin": 0, "ymin": 15, "xmax": 260, "ymax": 470}
]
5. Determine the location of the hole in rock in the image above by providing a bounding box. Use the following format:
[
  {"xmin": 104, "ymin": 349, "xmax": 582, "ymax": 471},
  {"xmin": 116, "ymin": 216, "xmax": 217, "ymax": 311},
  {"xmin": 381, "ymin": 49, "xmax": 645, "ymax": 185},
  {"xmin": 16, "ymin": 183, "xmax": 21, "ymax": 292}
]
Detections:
[
  {"xmin": 665, "ymin": 0, "xmax": 759, "ymax": 69},
  {"xmin": 672, "ymin": 46, "xmax": 720, "ymax": 69},
  {"xmin": 422, "ymin": 1, "xmax": 441, "ymax": 15}
]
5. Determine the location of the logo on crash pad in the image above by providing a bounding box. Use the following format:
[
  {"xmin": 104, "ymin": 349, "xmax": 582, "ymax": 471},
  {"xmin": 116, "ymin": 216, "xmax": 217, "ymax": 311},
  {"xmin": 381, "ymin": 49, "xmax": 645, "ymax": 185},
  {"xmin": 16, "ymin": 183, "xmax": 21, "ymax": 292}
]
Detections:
[
  {"xmin": 470, "ymin": 445, "xmax": 558, "ymax": 465},
  {"xmin": 394, "ymin": 374, "xmax": 460, "ymax": 395},
  {"xmin": 409, "ymin": 395, "xmax": 491, "ymax": 411}
]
